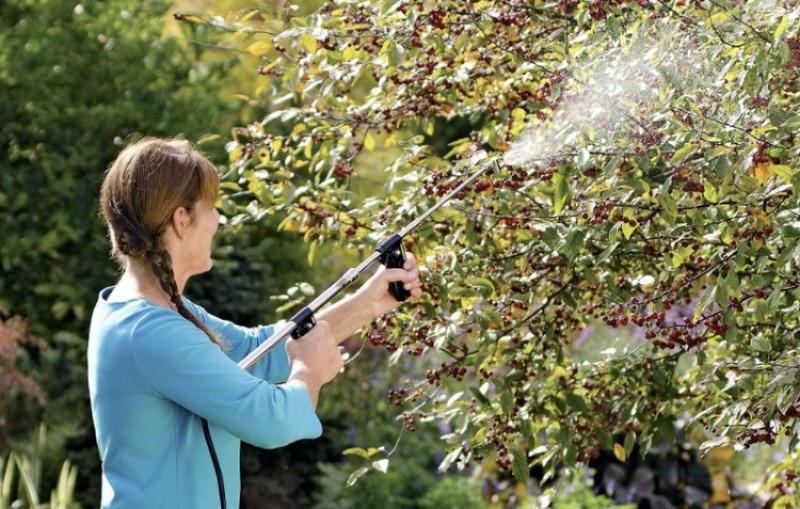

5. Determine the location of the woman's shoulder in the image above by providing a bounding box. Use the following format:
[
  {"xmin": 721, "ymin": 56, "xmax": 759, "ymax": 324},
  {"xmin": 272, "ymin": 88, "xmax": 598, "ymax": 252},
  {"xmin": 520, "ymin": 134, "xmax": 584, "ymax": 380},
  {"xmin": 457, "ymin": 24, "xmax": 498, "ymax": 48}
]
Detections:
[{"xmin": 93, "ymin": 290, "xmax": 190, "ymax": 338}]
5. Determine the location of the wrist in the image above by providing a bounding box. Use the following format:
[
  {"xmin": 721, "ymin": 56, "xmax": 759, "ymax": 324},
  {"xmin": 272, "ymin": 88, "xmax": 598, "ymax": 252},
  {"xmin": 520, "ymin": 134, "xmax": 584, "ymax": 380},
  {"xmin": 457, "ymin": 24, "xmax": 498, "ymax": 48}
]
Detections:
[
  {"xmin": 288, "ymin": 365, "xmax": 323, "ymax": 408},
  {"xmin": 348, "ymin": 290, "xmax": 381, "ymax": 322},
  {"xmin": 289, "ymin": 362, "xmax": 323, "ymax": 388}
]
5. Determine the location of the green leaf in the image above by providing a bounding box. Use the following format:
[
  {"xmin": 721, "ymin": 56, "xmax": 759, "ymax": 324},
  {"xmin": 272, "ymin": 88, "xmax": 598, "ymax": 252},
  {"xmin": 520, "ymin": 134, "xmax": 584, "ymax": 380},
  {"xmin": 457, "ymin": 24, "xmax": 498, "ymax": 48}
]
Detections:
[
  {"xmin": 694, "ymin": 285, "xmax": 716, "ymax": 322},
  {"xmin": 657, "ymin": 193, "xmax": 678, "ymax": 223},
  {"xmin": 775, "ymin": 165, "xmax": 797, "ymax": 183},
  {"xmin": 467, "ymin": 278, "xmax": 496, "ymax": 298},
  {"xmin": 470, "ymin": 386, "xmax": 492, "ymax": 408},
  {"xmin": 669, "ymin": 143, "xmax": 698, "ymax": 165},
  {"xmin": 552, "ymin": 171, "xmax": 570, "ymax": 215},
  {"xmin": 438, "ymin": 448, "xmax": 461, "ymax": 472},
  {"xmin": 597, "ymin": 428, "xmax": 614, "ymax": 448},
  {"xmin": 623, "ymin": 432, "xmax": 637, "ymax": 459},
  {"xmin": 561, "ymin": 228, "xmax": 585, "ymax": 261},
  {"xmin": 511, "ymin": 447, "xmax": 529, "ymax": 485},
  {"xmin": 565, "ymin": 392, "xmax": 589, "ymax": 413},
  {"xmin": 750, "ymin": 335, "xmax": 771, "ymax": 352},
  {"xmin": 714, "ymin": 276, "xmax": 729, "ymax": 309},
  {"xmin": 346, "ymin": 467, "xmax": 370, "ymax": 486}
]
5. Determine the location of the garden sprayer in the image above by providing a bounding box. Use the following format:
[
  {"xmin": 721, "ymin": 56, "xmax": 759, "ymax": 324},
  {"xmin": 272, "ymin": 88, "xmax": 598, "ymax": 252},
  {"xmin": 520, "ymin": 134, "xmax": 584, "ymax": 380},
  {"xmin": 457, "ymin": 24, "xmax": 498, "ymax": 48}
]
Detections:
[{"xmin": 238, "ymin": 152, "xmax": 494, "ymax": 370}]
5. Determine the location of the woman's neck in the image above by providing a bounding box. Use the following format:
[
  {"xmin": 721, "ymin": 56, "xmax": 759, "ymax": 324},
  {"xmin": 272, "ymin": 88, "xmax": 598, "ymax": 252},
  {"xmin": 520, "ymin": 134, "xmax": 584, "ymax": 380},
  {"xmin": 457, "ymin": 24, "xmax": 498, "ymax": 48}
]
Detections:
[{"xmin": 109, "ymin": 263, "xmax": 180, "ymax": 309}]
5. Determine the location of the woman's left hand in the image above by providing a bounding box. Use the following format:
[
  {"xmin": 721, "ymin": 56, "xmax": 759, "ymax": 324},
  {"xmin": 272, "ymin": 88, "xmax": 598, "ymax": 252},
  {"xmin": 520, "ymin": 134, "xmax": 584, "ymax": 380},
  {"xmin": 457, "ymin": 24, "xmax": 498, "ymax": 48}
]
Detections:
[{"xmin": 355, "ymin": 252, "xmax": 423, "ymax": 320}]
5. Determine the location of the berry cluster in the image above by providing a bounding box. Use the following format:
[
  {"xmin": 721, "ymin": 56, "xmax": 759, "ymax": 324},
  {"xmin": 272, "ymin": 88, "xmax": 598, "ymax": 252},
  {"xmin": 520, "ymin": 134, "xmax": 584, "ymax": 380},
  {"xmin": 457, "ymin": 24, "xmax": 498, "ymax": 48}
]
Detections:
[
  {"xmin": 786, "ymin": 36, "xmax": 800, "ymax": 71},
  {"xmin": 333, "ymin": 162, "xmax": 353, "ymax": 179},
  {"xmin": 427, "ymin": 8, "xmax": 447, "ymax": 30},
  {"xmin": 590, "ymin": 201, "xmax": 615, "ymax": 224},
  {"xmin": 426, "ymin": 361, "xmax": 469, "ymax": 386}
]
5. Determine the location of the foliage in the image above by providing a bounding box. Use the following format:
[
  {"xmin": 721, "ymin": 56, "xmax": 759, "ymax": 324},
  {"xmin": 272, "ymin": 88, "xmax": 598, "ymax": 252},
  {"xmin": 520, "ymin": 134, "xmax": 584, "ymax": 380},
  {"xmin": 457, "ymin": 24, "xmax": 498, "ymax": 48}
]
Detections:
[
  {"xmin": 418, "ymin": 476, "xmax": 491, "ymax": 509},
  {"xmin": 549, "ymin": 477, "xmax": 632, "ymax": 509},
  {"xmin": 186, "ymin": 0, "xmax": 800, "ymax": 497},
  {"xmin": 0, "ymin": 314, "xmax": 44, "ymax": 448},
  {"xmin": 754, "ymin": 444, "xmax": 800, "ymax": 506},
  {"xmin": 0, "ymin": 0, "xmax": 235, "ymax": 337},
  {"xmin": 304, "ymin": 345, "xmax": 455, "ymax": 509},
  {"xmin": 0, "ymin": 0, "xmax": 254, "ymax": 504},
  {"xmin": 0, "ymin": 426, "xmax": 79, "ymax": 509}
]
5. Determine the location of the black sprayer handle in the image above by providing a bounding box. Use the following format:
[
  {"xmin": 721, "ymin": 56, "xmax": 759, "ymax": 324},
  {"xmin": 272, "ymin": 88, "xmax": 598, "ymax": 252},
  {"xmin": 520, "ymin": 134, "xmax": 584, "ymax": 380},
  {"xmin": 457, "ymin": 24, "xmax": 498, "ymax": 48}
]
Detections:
[
  {"xmin": 290, "ymin": 306, "xmax": 317, "ymax": 339},
  {"xmin": 379, "ymin": 237, "xmax": 412, "ymax": 302}
]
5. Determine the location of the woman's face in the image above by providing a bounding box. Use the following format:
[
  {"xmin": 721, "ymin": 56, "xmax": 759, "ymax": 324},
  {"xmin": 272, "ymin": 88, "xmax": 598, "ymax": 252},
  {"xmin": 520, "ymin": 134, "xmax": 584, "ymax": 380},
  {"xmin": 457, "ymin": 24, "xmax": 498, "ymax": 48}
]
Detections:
[{"xmin": 184, "ymin": 199, "xmax": 220, "ymax": 275}]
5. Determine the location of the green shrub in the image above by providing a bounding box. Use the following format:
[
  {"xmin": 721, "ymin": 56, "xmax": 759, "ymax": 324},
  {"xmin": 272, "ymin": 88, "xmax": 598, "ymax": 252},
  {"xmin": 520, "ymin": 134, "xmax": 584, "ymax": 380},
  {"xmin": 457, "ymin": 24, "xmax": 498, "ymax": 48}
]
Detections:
[{"xmin": 0, "ymin": 426, "xmax": 79, "ymax": 509}]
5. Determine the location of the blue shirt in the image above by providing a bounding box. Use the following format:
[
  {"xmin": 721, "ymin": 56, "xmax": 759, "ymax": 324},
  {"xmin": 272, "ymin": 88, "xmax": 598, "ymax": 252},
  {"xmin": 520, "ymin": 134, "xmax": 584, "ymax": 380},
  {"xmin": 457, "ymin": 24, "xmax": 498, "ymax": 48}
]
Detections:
[{"xmin": 88, "ymin": 287, "xmax": 322, "ymax": 508}]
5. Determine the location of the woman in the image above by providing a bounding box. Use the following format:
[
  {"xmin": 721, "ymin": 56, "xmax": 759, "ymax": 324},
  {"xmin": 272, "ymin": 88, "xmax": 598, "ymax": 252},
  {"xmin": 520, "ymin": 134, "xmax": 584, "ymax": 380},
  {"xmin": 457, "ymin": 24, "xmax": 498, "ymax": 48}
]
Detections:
[{"xmin": 88, "ymin": 138, "xmax": 422, "ymax": 508}]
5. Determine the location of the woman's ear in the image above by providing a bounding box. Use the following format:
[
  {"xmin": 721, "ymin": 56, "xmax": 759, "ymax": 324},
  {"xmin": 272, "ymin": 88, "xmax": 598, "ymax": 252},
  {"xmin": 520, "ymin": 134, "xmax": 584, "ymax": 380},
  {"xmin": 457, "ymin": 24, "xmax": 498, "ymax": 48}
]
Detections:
[{"xmin": 171, "ymin": 206, "xmax": 192, "ymax": 239}]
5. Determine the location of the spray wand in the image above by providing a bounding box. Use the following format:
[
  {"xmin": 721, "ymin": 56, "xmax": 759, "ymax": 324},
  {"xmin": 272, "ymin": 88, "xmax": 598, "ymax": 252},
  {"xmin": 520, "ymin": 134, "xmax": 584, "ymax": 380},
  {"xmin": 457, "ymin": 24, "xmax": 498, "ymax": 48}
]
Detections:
[{"xmin": 238, "ymin": 153, "xmax": 494, "ymax": 370}]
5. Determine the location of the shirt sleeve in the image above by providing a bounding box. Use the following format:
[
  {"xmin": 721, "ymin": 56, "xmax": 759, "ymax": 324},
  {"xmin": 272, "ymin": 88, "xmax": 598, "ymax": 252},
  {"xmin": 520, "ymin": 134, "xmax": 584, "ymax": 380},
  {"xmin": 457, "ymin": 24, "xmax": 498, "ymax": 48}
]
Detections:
[
  {"xmin": 129, "ymin": 310, "xmax": 321, "ymax": 449},
  {"xmin": 182, "ymin": 298, "xmax": 291, "ymax": 383}
]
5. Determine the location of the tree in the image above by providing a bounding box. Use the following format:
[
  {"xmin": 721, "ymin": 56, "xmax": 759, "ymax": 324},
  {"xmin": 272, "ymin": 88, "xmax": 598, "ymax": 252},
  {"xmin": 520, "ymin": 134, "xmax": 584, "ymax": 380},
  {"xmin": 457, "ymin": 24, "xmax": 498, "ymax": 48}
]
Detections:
[
  {"xmin": 189, "ymin": 0, "xmax": 800, "ymax": 503},
  {"xmin": 0, "ymin": 0, "xmax": 248, "ymax": 504},
  {"xmin": 0, "ymin": 313, "xmax": 44, "ymax": 449},
  {"xmin": 0, "ymin": 0, "xmax": 238, "ymax": 336}
]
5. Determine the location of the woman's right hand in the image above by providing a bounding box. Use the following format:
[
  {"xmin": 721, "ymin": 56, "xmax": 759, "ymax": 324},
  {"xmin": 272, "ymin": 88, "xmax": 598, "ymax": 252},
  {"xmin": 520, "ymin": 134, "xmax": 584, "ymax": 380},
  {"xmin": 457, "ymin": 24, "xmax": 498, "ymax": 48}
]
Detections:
[{"xmin": 285, "ymin": 321, "xmax": 343, "ymax": 407}]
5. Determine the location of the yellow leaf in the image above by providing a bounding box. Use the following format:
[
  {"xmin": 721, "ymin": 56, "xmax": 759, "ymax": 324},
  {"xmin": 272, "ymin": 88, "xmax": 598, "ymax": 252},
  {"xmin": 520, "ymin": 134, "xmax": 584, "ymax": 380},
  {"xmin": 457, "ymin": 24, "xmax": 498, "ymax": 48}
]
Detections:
[
  {"xmin": 343, "ymin": 46, "xmax": 359, "ymax": 60},
  {"xmin": 613, "ymin": 443, "xmax": 627, "ymax": 462},
  {"xmin": 307, "ymin": 240, "xmax": 316, "ymax": 265},
  {"xmin": 747, "ymin": 206, "xmax": 771, "ymax": 228},
  {"xmin": 301, "ymin": 33, "xmax": 318, "ymax": 53},
  {"xmin": 257, "ymin": 61, "xmax": 279, "ymax": 74},
  {"xmin": 774, "ymin": 15, "xmax": 789, "ymax": 41},
  {"xmin": 247, "ymin": 41, "xmax": 272, "ymax": 56},
  {"xmin": 774, "ymin": 164, "xmax": 794, "ymax": 182},
  {"xmin": 364, "ymin": 131, "xmax": 376, "ymax": 151},
  {"xmin": 703, "ymin": 184, "xmax": 719, "ymax": 203},
  {"xmin": 174, "ymin": 13, "xmax": 205, "ymax": 24},
  {"xmin": 621, "ymin": 220, "xmax": 636, "ymax": 239},
  {"xmin": 240, "ymin": 9, "xmax": 261, "ymax": 22},
  {"xmin": 704, "ymin": 445, "xmax": 735, "ymax": 465},
  {"xmin": 460, "ymin": 296, "xmax": 479, "ymax": 309},
  {"xmin": 753, "ymin": 161, "xmax": 775, "ymax": 185},
  {"xmin": 709, "ymin": 473, "xmax": 731, "ymax": 504},
  {"xmin": 291, "ymin": 123, "xmax": 307, "ymax": 137}
]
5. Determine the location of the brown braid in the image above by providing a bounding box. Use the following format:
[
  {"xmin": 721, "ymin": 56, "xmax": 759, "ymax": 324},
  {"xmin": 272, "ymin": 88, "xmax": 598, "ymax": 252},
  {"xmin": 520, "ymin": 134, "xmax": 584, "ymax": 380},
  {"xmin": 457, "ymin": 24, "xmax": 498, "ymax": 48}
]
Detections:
[
  {"xmin": 100, "ymin": 137, "xmax": 225, "ymax": 350},
  {"xmin": 146, "ymin": 242, "xmax": 226, "ymax": 349}
]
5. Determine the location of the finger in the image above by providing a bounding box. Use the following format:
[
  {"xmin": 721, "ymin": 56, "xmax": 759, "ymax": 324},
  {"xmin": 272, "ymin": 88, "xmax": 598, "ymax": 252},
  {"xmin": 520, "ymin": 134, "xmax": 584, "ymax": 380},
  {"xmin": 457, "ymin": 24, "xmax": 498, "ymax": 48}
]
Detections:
[
  {"xmin": 380, "ymin": 267, "xmax": 416, "ymax": 284},
  {"xmin": 403, "ymin": 253, "xmax": 417, "ymax": 270},
  {"xmin": 404, "ymin": 280, "xmax": 423, "ymax": 291}
]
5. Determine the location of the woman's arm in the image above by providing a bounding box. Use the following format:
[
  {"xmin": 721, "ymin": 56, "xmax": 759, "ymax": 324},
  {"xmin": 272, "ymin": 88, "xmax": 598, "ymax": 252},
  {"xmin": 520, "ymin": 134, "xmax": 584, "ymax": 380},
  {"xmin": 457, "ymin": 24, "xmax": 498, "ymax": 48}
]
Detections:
[
  {"xmin": 182, "ymin": 299, "xmax": 292, "ymax": 381},
  {"xmin": 318, "ymin": 253, "xmax": 423, "ymax": 344},
  {"xmin": 132, "ymin": 313, "xmax": 324, "ymax": 447}
]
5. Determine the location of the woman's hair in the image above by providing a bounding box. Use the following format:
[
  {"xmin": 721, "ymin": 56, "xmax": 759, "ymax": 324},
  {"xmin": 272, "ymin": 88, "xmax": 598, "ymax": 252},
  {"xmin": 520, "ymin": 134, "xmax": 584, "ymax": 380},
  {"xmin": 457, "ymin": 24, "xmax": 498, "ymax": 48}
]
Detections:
[{"xmin": 100, "ymin": 138, "xmax": 225, "ymax": 349}]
